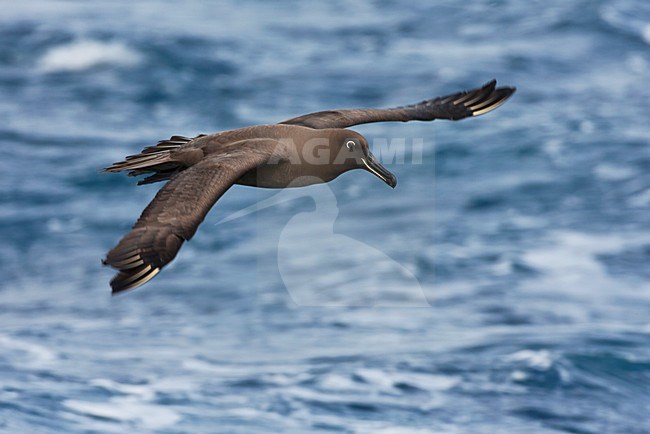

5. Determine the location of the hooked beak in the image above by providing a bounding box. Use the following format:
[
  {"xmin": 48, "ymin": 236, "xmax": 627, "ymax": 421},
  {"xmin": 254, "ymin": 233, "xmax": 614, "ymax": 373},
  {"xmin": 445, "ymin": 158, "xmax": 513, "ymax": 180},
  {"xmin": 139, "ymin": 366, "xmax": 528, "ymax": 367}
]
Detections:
[{"xmin": 361, "ymin": 153, "xmax": 397, "ymax": 188}]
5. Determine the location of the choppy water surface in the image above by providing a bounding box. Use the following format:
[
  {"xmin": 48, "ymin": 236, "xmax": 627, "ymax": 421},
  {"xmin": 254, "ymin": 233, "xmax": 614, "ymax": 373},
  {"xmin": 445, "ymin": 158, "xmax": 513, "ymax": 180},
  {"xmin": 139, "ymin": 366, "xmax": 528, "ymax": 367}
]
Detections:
[{"xmin": 1, "ymin": 1, "xmax": 649, "ymax": 432}]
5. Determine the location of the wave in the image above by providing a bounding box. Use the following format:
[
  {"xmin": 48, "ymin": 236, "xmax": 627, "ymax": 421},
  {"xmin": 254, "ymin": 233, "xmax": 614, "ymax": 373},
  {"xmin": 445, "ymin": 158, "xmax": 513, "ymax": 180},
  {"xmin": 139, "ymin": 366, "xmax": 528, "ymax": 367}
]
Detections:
[
  {"xmin": 600, "ymin": 0, "xmax": 650, "ymax": 44},
  {"xmin": 63, "ymin": 398, "xmax": 180, "ymax": 431},
  {"xmin": 38, "ymin": 40, "xmax": 142, "ymax": 73}
]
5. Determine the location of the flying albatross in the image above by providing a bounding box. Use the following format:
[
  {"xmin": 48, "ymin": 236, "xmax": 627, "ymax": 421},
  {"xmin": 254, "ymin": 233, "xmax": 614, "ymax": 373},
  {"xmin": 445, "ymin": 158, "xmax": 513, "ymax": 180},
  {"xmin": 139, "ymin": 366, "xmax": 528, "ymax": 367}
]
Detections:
[{"xmin": 103, "ymin": 79, "xmax": 515, "ymax": 293}]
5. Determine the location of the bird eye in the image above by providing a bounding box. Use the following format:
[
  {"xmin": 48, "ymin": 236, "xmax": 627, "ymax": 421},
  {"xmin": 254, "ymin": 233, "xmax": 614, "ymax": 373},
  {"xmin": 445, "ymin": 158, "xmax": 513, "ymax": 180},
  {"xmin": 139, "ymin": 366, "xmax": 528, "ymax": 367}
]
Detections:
[{"xmin": 346, "ymin": 140, "xmax": 355, "ymax": 150}]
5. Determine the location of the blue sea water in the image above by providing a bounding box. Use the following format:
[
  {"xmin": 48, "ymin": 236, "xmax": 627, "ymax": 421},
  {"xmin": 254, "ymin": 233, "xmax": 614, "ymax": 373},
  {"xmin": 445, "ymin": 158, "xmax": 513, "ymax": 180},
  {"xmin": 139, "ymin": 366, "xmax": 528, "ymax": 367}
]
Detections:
[{"xmin": 1, "ymin": 0, "xmax": 650, "ymax": 432}]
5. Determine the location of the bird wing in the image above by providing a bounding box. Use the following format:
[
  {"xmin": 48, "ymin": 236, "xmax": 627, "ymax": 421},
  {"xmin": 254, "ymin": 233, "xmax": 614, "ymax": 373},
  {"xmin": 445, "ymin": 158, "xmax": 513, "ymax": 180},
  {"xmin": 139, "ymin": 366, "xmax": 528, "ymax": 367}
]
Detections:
[
  {"xmin": 104, "ymin": 139, "xmax": 285, "ymax": 293},
  {"xmin": 279, "ymin": 80, "xmax": 515, "ymax": 129}
]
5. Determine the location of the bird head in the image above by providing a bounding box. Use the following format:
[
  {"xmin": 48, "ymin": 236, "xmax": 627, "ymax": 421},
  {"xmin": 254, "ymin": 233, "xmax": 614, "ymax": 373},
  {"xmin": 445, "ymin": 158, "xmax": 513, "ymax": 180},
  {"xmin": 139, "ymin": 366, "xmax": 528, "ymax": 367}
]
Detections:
[{"xmin": 330, "ymin": 129, "xmax": 397, "ymax": 188}]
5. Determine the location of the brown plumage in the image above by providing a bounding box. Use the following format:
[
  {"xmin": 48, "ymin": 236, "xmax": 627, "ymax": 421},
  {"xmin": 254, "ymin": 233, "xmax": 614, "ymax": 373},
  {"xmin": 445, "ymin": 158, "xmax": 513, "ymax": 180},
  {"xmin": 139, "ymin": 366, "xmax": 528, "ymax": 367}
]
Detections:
[{"xmin": 103, "ymin": 80, "xmax": 515, "ymax": 293}]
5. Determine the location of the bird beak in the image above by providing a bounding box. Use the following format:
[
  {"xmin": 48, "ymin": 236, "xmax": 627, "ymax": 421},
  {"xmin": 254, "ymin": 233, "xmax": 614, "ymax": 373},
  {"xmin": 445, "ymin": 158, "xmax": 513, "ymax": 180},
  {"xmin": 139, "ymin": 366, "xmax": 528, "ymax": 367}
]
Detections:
[{"xmin": 361, "ymin": 153, "xmax": 397, "ymax": 188}]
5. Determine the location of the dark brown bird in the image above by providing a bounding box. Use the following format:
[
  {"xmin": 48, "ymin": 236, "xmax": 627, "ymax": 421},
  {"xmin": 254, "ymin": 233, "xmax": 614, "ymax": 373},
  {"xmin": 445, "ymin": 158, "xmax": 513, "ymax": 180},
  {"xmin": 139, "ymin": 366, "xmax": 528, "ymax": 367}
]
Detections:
[{"xmin": 103, "ymin": 80, "xmax": 515, "ymax": 293}]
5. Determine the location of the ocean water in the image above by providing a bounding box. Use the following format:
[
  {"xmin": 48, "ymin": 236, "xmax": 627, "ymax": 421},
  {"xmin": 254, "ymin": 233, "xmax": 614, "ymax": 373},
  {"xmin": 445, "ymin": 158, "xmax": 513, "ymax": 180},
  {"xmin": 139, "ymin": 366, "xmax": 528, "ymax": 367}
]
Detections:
[{"xmin": 1, "ymin": 0, "xmax": 650, "ymax": 432}]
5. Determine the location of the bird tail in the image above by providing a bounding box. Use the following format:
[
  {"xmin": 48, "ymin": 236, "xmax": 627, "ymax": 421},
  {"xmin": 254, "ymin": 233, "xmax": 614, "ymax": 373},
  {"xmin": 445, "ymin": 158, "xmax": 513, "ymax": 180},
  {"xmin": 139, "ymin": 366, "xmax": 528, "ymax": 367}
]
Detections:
[{"xmin": 102, "ymin": 135, "xmax": 203, "ymax": 185}]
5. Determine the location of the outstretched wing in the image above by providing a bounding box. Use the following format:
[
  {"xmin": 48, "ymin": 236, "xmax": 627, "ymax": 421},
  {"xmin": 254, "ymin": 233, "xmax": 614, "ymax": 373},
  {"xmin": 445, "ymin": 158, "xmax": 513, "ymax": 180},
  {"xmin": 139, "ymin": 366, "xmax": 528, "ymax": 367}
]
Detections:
[
  {"xmin": 279, "ymin": 80, "xmax": 515, "ymax": 129},
  {"xmin": 103, "ymin": 139, "xmax": 284, "ymax": 294}
]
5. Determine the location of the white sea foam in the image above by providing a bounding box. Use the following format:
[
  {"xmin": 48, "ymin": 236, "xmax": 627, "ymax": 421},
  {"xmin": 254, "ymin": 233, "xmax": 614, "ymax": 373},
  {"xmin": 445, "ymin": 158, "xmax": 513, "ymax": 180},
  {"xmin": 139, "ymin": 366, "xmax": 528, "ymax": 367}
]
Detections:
[
  {"xmin": 593, "ymin": 163, "xmax": 636, "ymax": 181},
  {"xmin": 507, "ymin": 349, "xmax": 554, "ymax": 370},
  {"xmin": 355, "ymin": 368, "xmax": 459, "ymax": 392},
  {"xmin": 354, "ymin": 368, "xmax": 395, "ymax": 390},
  {"xmin": 518, "ymin": 230, "xmax": 650, "ymax": 324},
  {"xmin": 629, "ymin": 188, "xmax": 650, "ymax": 207},
  {"xmin": 284, "ymin": 384, "xmax": 446, "ymax": 412},
  {"xmin": 511, "ymin": 370, "xmax": 528, "ymax": 381},
  {"xmin": 637, "ymin": 22, "xmax": 650, "ymax": 47},
  {"xmin": 62, "ymin": 377, "xmax": 200, "ymax": 430},
  {"xmin": 320, "ymin": 373, "xmax": 359, "ymax": 391},
  {"xmin": 90, "ymin": 378, "xmax": 155, "ymax": 399},
  {"xmin": 522, "ymin": 230, "xmax": 650, "ymax": 291},
  {"xmin": 599, "ymin": 3, "xmax": 650, "ymax": 45},
  {"xmin": 64, "ymin": 398, "xmax": 181, "ymax": 430},
  {"xmin": 0, "ymin": 334, "xmax": 57, "ymax": 366},
  {"xmin": 38, "ymin": 40, "xmax": 141, "ymax": 73}
]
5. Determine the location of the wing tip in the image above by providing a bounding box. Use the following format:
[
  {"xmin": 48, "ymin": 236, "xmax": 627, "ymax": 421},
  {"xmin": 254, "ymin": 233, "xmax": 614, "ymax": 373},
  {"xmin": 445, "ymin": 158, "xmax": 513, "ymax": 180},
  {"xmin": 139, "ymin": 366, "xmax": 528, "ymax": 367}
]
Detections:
[
  {"xmin": 104, "ymin": 246, "xmax": 162, "ymax": 294},
  {"xmin": 104, "ymin": 227, "xmax": 184, "ymax": 294},
  {"xmin": 110, "ymin": 266, "xmax": 161, "ymax": 295},
  {"xmin": 484, "ymin": 78, "xmax": 497, "ymax": 90},
  {"xmin": 468, "ymin": 81, "xmax": 516, "ymax": 117}
]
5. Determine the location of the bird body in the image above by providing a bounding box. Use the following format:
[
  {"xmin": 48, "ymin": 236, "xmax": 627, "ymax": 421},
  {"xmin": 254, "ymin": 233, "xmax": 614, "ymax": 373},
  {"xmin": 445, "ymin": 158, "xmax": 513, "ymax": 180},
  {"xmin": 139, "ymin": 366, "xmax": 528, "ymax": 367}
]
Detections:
[{"xmin": 103, "ymin": 80, "xmax": 515, "ymax": 293}]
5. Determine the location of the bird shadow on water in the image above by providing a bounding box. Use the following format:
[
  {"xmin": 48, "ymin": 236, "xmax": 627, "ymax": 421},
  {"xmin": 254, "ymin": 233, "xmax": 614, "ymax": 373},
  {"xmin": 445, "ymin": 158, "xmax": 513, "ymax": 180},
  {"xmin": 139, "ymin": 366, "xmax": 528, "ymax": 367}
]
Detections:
[{"xmin": 217, "ymin": 177, "xmax": 431, "ymax": 307}]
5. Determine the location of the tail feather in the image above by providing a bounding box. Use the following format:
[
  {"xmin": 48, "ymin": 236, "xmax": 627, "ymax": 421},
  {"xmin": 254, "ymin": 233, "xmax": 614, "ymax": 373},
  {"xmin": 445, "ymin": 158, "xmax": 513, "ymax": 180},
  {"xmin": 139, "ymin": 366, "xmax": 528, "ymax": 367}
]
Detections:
[
  {"xmin": 139, "ymin": 135, "xmax": 199, "ymax": 155},
  {"xmin": 102, "ymin": 134, "xmax": 205, "ymax": 183}
]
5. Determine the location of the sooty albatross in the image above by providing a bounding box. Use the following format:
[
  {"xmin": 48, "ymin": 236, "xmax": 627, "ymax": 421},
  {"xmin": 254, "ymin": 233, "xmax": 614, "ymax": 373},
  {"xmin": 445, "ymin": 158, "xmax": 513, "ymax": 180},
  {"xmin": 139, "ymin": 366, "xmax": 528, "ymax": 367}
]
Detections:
[{"xmin": 103, "ymin": 80, "xmax": 515, "ymax": 293}]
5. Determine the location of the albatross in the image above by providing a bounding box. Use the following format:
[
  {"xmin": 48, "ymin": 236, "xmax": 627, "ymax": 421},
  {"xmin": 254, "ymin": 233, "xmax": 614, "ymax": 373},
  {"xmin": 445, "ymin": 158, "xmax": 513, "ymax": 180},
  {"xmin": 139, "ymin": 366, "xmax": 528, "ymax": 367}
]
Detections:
[{"xmin": 103, "ymin": 79, "xmax": 515, "ymax": 293}]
